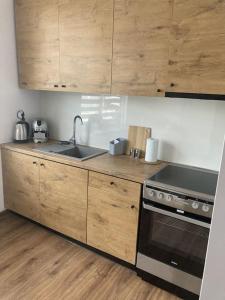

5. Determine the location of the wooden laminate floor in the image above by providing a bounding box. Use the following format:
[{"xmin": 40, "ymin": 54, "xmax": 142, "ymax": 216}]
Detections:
[{"xmin": 0, "ymin": 211, "xmax": 180, "ymax": 300}]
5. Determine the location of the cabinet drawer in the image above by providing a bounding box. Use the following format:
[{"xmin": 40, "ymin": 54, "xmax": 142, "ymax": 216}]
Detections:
[{"xmin": 89, "ymin": 171, "xmax": 141, "ymax": 203}]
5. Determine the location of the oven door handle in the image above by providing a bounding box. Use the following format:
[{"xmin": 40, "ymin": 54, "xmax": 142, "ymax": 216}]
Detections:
[{"xmin": 143, "ymin": 203, "xmax": 210, "ymax": 229}]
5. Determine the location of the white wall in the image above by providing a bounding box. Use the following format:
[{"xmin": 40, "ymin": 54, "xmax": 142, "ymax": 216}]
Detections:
[
  {"xmin": 40, "ymin": 92, "xmax": 225, "ymax": 171},
  {"xmin": 200, "ymin": 140, "xmax": 225, "ymax": 300},
  {"xmin": 0, "ymin": 0, "xmax": 40, "ymax": 211}
]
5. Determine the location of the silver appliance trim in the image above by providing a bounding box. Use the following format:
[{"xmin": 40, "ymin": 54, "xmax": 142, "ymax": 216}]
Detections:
[
  {"xmin": 15, "ymin": 124, "xmax": 28, "ymax": 141},
  {"xmin": 143, "ymin": 202, "xmax": 210, "ymax": 229},
  {"xmin": 137, "ymin": 253, "xmax": 201, "ymax": 295},
  {"xmin": 145, "ymin": 180, "xmax": 214, "ymax": 202},
  {"xmin": 143, "ymin": 186, "xmax": 213, "ymax": 219}
]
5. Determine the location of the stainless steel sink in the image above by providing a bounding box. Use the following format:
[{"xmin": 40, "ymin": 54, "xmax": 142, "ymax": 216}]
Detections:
[{"xmin": 35, "ymin": 144, "xmax": 107, "ymax": 161}]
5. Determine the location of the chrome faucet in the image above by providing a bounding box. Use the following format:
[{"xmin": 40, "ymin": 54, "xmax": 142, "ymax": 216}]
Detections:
[{"xmin": 71, "ymin": 115, "xmax": 83, "ymax": 146}]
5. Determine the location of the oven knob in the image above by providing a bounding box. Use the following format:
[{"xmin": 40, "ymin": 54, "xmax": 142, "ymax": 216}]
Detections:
[
  {"xmin": 158, "ymin": 192, "xmax": 164, "ymax": 200},
  {"xmin": 192, "ymin": 201, "xmax": 199, "ymax": 209},
  {"xmin": 148, "ymin": 189, "xmax": 155, "ymax": 197},
  {"xmin": 167, "ymin": 195, "xmax": 173, "ymax": 202},
  {"xmin": 202, "ymin": 204, "xmax": 210, "ymax": 213}
]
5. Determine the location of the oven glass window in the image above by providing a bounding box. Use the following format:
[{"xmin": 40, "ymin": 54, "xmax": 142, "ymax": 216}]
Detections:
[{"xmin": 138, "ymin": 208, "xmax": 209, "ymax": 277}]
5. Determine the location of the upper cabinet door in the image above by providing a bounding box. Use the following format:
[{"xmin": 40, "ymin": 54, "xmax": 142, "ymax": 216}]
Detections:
[
  {"xmin": 15, "ymin": 0, "xmax": 60, "ymax": 90},
  {"xmin": 58, "ymin": 0, "xmax": 114, "ymax": 94},
  {"xmin": 168, "ymin": 0, "xmax": 225, "ymax": 95},
  {"xmin": 112, "ymin": 0, "xmax": 172, "ymax": 96}
]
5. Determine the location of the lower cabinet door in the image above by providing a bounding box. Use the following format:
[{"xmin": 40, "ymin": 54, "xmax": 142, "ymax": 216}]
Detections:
[
  {"xmin": 39, "ymin": 160, "xmax": 88, "ymax": 243},
  {"xmin": 1, "ymin": 149, "xmax": 40, "ymax": 222},
  {"xmin": 87, "ymin": 172, "xmax": 141, "ymax": 264}
]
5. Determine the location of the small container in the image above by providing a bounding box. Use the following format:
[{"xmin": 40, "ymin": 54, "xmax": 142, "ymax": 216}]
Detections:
[
  {"xmin": 109, "ymin": 138, "xmax": 127, "ymax": 155},
  {"xmin": 134, "ymin": 149, "xmax": 141, "ymax": 159},
  {"xmin": 130, "ymin": 147, "xmax": 135, "ymax": 158},
  {"xmin": 130, "ymin": 148, "xmax": 142, "ymax": 159}
]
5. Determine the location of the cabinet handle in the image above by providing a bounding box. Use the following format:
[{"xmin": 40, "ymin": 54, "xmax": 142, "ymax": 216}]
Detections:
[
  {"xmin": 40, "ymin": 163, "xmax": 45, "ymax": 167},
  {"xmin": 131, "ymin": 205, "xmax": 135, "ymax": 209},
  {"xmin": 54, "ymin": 84, "xmax": 59, "ymax": 88},
  {"xmin": 61, "ymin": 85, "xmax": 66, "ymax": 88},
  {"xmin": 170, "ymin": 83, "xmax": 175, "ymax": 87},
  {"xmin": 110, "ymin": 181, "xmax": 114, "ymax": 185},
  {"xmin": 33, "ymin": 161, "xmax": 38, "ymax": 165},
  {"xmin": 157, "ymin": 88, "xmax": 161, "ymax": 93}
]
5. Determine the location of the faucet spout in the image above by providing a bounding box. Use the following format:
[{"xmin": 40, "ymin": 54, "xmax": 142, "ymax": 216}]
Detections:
[{"xmin": 72, "ymin": 115, "xmax": 83, "ymax": 146}]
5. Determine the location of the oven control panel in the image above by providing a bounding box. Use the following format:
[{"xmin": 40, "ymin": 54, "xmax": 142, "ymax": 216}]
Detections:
[{"xmin": 143, "ymin": 186, "xmax": 213, "ymax": 219}]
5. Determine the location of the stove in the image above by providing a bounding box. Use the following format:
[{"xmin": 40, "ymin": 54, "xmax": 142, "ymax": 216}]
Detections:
[
  {"xmin": 148, "ymin": 164, "xmax": 218, "ymax": 202},
  {"xmin": 144, "ymin": 164, "xmax": 218, "ymax": 219},
  {"xmin": 136, "ymin": 164, "xmax": 218, "ymax": 299}
]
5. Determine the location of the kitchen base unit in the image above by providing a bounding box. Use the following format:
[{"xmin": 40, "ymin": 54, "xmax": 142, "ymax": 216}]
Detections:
[{"xmin": 1, "ymin": 148, "xmax": 144, "ymax": 266}]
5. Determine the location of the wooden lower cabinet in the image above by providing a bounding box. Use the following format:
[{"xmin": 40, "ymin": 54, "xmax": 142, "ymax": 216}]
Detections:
[
  {"xmin": 39, "ymin": 159, "xmax": 88, "ymax": 243},
  {"xmin": 1, "ymin": 149, "xmax": 142, "ymax": 264},
  {"xmin": 1, "ymin": 149, "xmax": 40, "ymax": 222},
  {"xmin": 87, "ymin": 171, "xmax": 141, "ymax": 264}
]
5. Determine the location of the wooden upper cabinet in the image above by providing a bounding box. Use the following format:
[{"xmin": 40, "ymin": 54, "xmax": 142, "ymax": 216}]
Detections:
[
  {"xmin": 168, "ymin": 0, "xmax": 225, "ymax": 95},
  {"xmin": 15, "ymin": 0, "xmax": 60, "ymax": 90},
  {"xmin": 15, "ymin": 0, "xmax": 225, "ymax": 96},
  {"xmin": 1, "ymin": 150, "xmax": 40, "ymax": 222},
  {"xmin": 111, "ymin": 0, "xmax": 173, "ymax": 96},
  {"xmin": 58, "ymin": 0, "xmax": 114, "ymax": 94},
  {"xmin": 39, "ymin": 159, "xmax": 88, "ymax": 243}
]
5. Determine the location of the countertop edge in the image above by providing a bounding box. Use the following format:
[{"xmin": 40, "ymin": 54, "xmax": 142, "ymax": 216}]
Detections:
[{"xmin": 1, "ymin": 143, "xmax": 167, "ymax": 184}]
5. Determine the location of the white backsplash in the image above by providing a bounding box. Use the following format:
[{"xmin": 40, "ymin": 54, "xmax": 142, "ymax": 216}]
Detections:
[{"xmin": 40, "ymin": 92, "xmax": 225, "ymax": 171}]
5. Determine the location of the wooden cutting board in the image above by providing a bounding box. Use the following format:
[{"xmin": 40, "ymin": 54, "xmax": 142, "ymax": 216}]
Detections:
[{"xmin": 126, "ymin": 126, "xmax": 151, "ymax": 157}]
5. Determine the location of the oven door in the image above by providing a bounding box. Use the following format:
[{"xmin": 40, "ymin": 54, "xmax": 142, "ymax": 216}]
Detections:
[{"xmin": 138, "ymin": 200, "xmax": 210, "ymax": 278}]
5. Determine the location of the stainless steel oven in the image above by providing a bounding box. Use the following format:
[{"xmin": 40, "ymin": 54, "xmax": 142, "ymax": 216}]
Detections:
[{"xmin": 137, "ymin": 164, "xmax": 218, "ymax": 299}]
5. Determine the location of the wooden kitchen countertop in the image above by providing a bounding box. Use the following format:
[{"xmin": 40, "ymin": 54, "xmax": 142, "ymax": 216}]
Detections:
[{"xmin": 1, "ymin": 142, "xmax": 167, "ymax": 184}]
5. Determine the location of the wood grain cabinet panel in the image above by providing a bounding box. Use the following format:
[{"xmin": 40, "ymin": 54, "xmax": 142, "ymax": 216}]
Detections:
[
  {"xmin": 1, "ymin": 149, "xmax": 40, "ymax": 222},
  {"xmin": 58, "ymin": 0, "xmax": 114, "ymax": 94},
  {"xmin": 39, "ymin": 160, "xmax": 88, "ymax": 243},
  {"xmin": 2, "ymin": 149, "xmax": 143, "ymax": 263},
  {"xmin": 87, "ymin": 171, "xmax": 141, "ymax": 264},
  {"xmin": 168, "ymin": 0, "xmax": 225, "ymax": 94},
  {"xmin": 15, "ymin": 0, "xmax": 60, "ymax": 90},
  {"xmin": 112, "ymin": 0, "xmax": 173, "ymax": 96}
]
